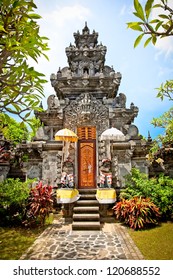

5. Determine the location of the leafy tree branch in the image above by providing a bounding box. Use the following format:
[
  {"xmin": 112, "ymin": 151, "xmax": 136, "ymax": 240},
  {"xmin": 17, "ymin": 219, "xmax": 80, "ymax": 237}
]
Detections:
[
  {"xmin": 0, "ymin": 0, "xmax": 49, "ymax": 126},
  {"xmin": 127, "ymin": 0, "xmax": 173, "ymax": 48},
  {"xmin": 127, "ymin": 0, "xmax": 173, "ymax": 154}
]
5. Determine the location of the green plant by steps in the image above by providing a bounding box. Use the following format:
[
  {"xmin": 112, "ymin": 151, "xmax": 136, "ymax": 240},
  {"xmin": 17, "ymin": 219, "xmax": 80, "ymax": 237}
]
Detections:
[{"xmin": 113, "ymin": 197, "xmax": 160, "ymax": 230}]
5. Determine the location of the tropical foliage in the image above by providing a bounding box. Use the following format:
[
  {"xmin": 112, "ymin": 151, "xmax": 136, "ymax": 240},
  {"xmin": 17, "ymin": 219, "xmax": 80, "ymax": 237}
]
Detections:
[
  {"xmin": 127, "ymin": 0, "xmax": 173, "ymax": 154},
  {"xmin": 0, "ymin": 178, "xmax": 33, "ymax": 226},
  {"xmin": 127, "ymin": 0, "xmax": 173, "ymax": 48},
  {"xmin": 25, "ymin": 181, "xmax": 53, "ymax": 226},
  {"xmin": 0, "ymin": 113, "xmax": 28, "ymax": 144},
  {"xmin": 0, "ymin": 178, "xmax": 53, "ymax": 227},
  {"xmin": 0, "ymin": 0, "xmax": 49, "ymax": 126},
  {"xmin": 113, "ymin": 197, "xmax": 160, "ymax": 230},
  {"xmin": 121, "ymin": 168, "xmax": 173, "ymax": 219}
]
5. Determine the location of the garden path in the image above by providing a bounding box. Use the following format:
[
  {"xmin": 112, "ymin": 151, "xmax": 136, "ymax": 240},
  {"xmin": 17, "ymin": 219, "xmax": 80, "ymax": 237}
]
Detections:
[{"xmin": 20, "ymin": 217, "xmax": 144, "ymax": 260}]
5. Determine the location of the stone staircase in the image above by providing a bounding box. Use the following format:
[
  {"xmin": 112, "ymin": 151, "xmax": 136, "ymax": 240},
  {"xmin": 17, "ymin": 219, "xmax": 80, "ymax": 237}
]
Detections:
[{"xmin": 72, "ymin": 189, "xmax": 101, "ymax": 230}]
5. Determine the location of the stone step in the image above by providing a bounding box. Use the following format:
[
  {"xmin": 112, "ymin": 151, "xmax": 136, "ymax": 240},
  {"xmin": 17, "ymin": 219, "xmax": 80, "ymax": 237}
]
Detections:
[
  {"xmin": 73, "ymin": 213, "xmax": 100, "ymax": 221},
  {"xmin": 73, "ymin": 206, "xmax": 99, "ymax": 213},
  {"xmin": 72, "ymin": 221, "xmax": 100, "ymax": 230},
  {"xmin": 80, "ymin": 194, "xmax": 96, "ymax": 200},
  {"xmin": 78, "ymin": 189, "xmax": 97, "ymax": 194},
  {"xmin": 76, "ymin": 199, "xmax": 99, "ymax": 206},
  {"xmin": 72, "ymin": 189, "xmax": 100, "ymax": 230}
]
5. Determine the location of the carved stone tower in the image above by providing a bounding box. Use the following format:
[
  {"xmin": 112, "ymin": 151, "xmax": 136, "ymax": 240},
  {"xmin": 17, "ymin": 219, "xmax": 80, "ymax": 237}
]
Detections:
[{"xmin": 17, "ymin": 23, "xmax": 149, "ymax": 189}]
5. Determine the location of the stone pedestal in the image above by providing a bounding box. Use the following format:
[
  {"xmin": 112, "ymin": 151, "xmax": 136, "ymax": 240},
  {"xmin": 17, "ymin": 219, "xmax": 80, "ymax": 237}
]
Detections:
[{"xmin": 62, "ymin": 203, "xmax": 75, "ymax": 222}]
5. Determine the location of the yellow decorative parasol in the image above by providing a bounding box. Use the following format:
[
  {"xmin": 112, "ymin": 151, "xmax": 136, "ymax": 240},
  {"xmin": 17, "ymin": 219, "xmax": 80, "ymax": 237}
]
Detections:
[
  {"xmin": 55, "ymin": 128, "xmax": 78, "ymax": 170},
  {"xmin": 55, "ymin": 128, "xmax": 78, "ymax": 142}
]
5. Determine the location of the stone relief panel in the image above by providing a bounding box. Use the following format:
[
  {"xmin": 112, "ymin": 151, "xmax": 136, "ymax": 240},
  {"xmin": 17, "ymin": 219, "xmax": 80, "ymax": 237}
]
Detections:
[{"xmin": 64, "ymin": 92, "xmax": 109, "ymax": 135}]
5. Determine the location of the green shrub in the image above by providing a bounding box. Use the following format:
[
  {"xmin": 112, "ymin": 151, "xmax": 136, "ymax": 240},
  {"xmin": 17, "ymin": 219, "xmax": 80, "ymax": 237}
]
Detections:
[
  {"xmin": 113, "ymin": 197, "xmax": 160, "ymax": 230},
  {"xmin": 0, "ymin": 178, "xmax": 33, "ymax": 226},
  {"xmin": 121, "ymin": 168, "xmax": 173, "ymax": 220}
]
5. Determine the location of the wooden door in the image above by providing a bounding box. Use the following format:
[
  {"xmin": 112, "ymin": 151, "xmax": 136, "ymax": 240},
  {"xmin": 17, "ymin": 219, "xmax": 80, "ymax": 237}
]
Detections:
[{"xmin": 77, "ymin": 127, "xmax": 96, "ymax": 189}]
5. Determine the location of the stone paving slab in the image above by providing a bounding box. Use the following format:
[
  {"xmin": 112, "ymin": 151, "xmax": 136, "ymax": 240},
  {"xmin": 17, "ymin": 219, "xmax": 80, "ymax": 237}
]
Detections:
[{"xmin": 20, "ymin": 218, "xmax": 144, "ymax": 260}]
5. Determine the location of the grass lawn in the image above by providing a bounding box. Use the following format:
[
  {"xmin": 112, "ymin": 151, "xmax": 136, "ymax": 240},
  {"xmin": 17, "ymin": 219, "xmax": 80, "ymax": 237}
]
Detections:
[
  {"xmin": 0, "ymin": 226, "xmax": 46, "ymax": 260},
  {"xmin": 0, "ymin": 213, "xmax": 55, "ymax": 260},
  {"xmin": 128, "ymin": 222, "xmax": 173, "ymax": 260}
]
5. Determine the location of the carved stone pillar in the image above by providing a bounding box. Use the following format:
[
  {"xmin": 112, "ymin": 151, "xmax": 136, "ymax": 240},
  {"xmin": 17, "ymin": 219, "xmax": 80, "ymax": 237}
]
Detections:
[
  {"xmin": 50, "ymin": 127, "xmax": 54, "ymax": 141},
  {"xmin": 111, "ymin": 155, "xmax": 120, "ymax": 188}
]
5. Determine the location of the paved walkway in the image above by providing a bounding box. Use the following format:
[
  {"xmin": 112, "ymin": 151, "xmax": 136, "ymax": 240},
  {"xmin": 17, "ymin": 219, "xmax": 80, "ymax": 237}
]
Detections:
[{"xmin": 20, "ymin": 217, "xmax": 144, "ymax": 260}]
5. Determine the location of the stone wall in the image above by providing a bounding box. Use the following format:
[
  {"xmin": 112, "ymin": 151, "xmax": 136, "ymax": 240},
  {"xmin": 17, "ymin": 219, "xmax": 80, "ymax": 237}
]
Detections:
[{"xmin": 42, "ymin": 150, "xmax": 62, "ymax": 185}]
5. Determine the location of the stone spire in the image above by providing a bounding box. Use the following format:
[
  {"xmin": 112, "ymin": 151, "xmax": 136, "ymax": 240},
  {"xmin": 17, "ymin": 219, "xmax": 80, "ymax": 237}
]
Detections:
[
  {"xmin": 65, "ymin": 23, "xmax": 107, "ymax": 76},
  {"xmin": 50, "ymin": 23, "xmax": 122, "ymax": 100}
]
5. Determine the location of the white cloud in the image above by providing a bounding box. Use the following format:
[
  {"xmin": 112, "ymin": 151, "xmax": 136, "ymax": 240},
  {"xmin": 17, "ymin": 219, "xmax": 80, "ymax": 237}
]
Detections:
[
  {"xmin": 158, "ymin": 65, "xmax": 173, "ymax": 77},
  {"xmin": 119, "ymin": 3, "xmax": 134, "ymax": 17},
  {"xmin": 151, "ymin": 0, "xmax": 173, "ymax": 57},
  {"xmin": 38, "ymin": 4, "xmax": 92, "ymax": 63},
  {"xmin": 119, "ymin": 5, "xmax": 126, "ymax": 16},
  {"xmin": 155, "ymin": 37, "xmax": 173, "ymax": 59},
  {"xmin": 44, "ymin": 4, "xmax": 91, "ymax": 27}
]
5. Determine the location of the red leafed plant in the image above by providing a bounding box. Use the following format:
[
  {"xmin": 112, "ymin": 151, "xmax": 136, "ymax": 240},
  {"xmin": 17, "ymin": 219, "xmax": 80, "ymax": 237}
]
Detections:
[
  {"xmin": 113, "ymin": 197, "xmax": 160, "ymax": 230},
  {"xmin": 25, "ymin": 181, "xmax": 53, "ymax": 226}
]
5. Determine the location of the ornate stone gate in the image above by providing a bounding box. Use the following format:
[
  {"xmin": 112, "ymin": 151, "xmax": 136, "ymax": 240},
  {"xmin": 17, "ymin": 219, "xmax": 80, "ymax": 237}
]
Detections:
[{"xmin": 11, "ymin": 23, "xmax": 151, "ymax": 189}]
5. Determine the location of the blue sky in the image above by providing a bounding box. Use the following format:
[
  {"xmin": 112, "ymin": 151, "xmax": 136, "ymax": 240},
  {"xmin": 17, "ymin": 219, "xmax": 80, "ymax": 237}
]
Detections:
[{"xmin": 34, "ymin": 0, "xmax": 173, "ymax": 139}]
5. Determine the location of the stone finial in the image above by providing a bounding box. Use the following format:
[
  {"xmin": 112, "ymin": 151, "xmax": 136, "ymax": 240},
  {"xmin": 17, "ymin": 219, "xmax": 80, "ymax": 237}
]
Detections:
[
  {"xmin": 82, "ymin": 22, "xmax": 90, "ymax": 34},
  {"xmin": 148, "ymin": 131, "xmax": 152, "ymax": 142}
]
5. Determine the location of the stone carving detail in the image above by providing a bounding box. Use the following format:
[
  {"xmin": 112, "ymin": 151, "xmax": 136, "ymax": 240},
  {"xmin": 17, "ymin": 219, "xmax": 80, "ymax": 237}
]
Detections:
[
  {"xmin": 112, "ymin": 156, "xmax": 120, "ymax": 187},
  {"xmin": 113, "ymin": 93, "xmax": 126, "ymax": 108},
  {"xmin": 47, "ymin": 94, "xmax": 60, "ymax": 110},
  {"xmin": 64, "ymin": 93, "xmax": 109, "ymax": 135}
]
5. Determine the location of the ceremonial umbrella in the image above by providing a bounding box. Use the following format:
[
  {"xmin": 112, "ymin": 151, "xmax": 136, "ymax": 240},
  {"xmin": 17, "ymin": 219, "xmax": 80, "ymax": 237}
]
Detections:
[
  {"xmin": 101, "ymin": 127, "xmax": 125, "ymax": 159},
  {"xmin": 55, "ymin": 128, "xmax": 78, "ymax": 169},
  {"xmin": 101, "ymin": 127, "xmax": 125, "ymax": 141},
  {"xmin": 55, "ymin": 128, "xmax": 78, "ymax": 142}
]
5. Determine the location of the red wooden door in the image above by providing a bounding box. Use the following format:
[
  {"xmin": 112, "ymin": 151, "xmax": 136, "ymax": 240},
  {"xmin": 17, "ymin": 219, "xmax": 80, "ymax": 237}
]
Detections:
[{"xmin": 77, "ymin": 127, "xmax": 96, "ymax": 189}]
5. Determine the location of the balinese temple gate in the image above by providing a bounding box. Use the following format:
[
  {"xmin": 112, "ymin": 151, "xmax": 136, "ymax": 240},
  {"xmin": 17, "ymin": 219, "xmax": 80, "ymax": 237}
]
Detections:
[{"xmin": 16, "ymin": 23, "xmax": 151, "ymax": 229}]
